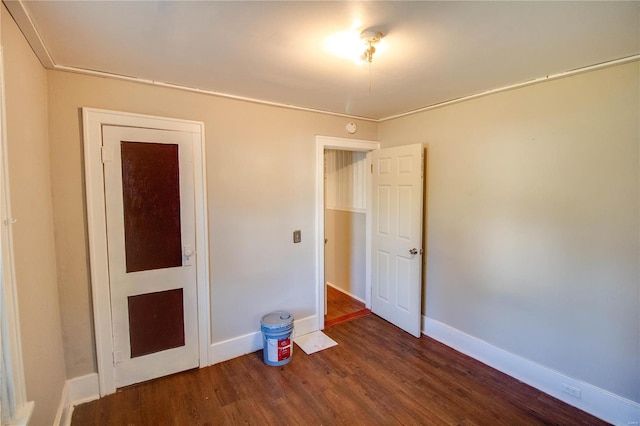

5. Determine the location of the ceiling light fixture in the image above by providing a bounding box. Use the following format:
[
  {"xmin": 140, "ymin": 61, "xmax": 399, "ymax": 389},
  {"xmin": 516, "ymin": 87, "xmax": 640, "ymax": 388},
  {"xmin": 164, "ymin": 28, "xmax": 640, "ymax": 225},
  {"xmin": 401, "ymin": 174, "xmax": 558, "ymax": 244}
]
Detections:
[
  {"xmin": 323, "ymin": 26, "xmax": 386, "ymax": 65},
  {"xmin": 323, "ymin": 26, "xmax": 387, "ymax": 93},
  {"xmin": 360, "ymin": 30, "xmax": 384, "ymax": 63}
]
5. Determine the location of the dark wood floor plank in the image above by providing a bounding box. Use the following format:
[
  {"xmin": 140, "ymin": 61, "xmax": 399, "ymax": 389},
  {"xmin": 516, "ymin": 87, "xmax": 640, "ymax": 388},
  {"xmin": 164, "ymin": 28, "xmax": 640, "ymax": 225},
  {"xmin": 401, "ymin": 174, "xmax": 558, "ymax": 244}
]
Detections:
[
  {"xmin": 72, "ymin": 314, "xmax": 608, "ymax": 426},
  {"xmin": 325, "ymin": 285, "xmax": 366, "ymax": 321}
]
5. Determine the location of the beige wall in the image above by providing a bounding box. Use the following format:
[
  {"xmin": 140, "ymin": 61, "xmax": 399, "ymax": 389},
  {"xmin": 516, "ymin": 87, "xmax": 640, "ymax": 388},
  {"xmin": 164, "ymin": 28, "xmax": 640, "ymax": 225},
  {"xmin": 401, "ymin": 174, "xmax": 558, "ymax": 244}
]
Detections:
[
  {"xmin": 379, "ymin": 62, "xmax": 640, "ymax": 403},
  {"xmin": 2, "ymin": 5, "xmax": 67, "ymax": 425},
  {"xmin": 324, "ymin": 209, "xmax": 366, "ymax": 300},
  {"xmin": 46, "ymin": 70, "xmax": 377, "ymax": 377}
]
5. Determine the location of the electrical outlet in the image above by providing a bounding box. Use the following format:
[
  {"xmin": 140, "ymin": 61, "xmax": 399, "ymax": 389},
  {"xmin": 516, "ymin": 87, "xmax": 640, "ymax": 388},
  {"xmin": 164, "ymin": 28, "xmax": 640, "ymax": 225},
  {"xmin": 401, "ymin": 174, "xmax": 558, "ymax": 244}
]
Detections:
[
  {"xmin": 293, "ymin": 230, "xmax": 301, "ymax": 243},
  {"xmin": 561, "ymin": 383, "xmax": 581, "ymax": 399}
]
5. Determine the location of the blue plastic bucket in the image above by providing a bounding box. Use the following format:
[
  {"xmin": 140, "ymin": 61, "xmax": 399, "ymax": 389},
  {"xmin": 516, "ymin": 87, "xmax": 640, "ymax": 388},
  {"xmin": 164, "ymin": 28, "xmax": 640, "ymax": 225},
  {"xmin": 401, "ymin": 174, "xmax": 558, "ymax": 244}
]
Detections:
[{"xmin": 260, "ymin": 311, "xmax": 294, "ymax": 366}]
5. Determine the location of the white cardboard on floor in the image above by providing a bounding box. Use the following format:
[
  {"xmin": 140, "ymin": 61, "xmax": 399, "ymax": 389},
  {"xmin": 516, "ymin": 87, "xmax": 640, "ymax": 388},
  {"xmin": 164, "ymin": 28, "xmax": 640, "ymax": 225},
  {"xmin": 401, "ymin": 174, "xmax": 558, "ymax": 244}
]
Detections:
[{"xmin": 294, "ymin": 330, "xmax": 338, "ymax": 355}]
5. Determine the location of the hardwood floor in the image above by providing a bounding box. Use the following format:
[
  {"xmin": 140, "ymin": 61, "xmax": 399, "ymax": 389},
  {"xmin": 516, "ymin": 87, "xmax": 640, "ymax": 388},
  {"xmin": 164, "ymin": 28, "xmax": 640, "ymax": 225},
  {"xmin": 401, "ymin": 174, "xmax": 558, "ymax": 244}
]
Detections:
[
  {"xmin": 72, "ymin": 315, "xmax": 607, "ymax": 425},
  {"xmin": 324, "ymin": 285, "xmax": 370, "ymax": 326}
]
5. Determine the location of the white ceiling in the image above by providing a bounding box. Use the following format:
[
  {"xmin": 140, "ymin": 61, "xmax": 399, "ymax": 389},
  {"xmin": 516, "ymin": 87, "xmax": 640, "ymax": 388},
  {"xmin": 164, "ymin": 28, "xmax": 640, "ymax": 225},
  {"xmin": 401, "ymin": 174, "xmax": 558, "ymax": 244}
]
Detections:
[{"xmin": 7, "ymin": 1, "xmax": 640, "ymax": 120}]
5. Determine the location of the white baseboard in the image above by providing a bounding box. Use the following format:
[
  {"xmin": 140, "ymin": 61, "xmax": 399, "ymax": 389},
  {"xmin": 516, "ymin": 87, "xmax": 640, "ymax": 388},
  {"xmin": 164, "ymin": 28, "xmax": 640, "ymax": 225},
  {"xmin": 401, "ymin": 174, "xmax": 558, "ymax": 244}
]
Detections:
[
  {"xmin": 53, "ymin": 381, "xmax": 68, "ymax": 426},
  {"xmin": 68, "ymin": 373, "xmax": 100, "ymax": 405},
  {"xmin": 10, "ymin": 401, "xmax": 34, "ymax": 426},
  {"xmin": 326, "ymin": 282, "xmax": 366, "ymax": 304},
  {"xmin": 54, "ymin": 373, "xmax": 100, "ymax": 426},
  {"xmin": 422, "ymin": 316, "xmax": 640, "ymax": 426},
  {"xmin": 209, "ymin": 315, "xmax": 317, "ymax": 365}
]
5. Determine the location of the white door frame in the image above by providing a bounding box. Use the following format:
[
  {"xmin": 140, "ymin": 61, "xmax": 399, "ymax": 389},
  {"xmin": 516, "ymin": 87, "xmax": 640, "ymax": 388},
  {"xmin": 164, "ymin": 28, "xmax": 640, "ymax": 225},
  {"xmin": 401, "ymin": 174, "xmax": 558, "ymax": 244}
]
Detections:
[
  {"xmin": 0, "ymin": 48, "xmax": 34, "ymax": 424},
  {"xmin": 83, "ymin": 108, "xmax": 210, "ymax": 396},
  {"xmin": 315, "ymin": 136, "xmax": 379, "ymax": 330}
]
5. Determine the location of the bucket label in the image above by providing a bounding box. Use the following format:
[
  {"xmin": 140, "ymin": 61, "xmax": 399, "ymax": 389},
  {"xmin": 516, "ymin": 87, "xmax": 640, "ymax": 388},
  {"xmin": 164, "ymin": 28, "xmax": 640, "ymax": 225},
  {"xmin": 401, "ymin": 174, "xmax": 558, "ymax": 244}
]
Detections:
[
  {"xmin": 267, "ymin": 337, "xmax": 292, "ymax": 363},
  {"xmin": 278, "ymin": 338, "xmax": 290, "ymax": 348}
]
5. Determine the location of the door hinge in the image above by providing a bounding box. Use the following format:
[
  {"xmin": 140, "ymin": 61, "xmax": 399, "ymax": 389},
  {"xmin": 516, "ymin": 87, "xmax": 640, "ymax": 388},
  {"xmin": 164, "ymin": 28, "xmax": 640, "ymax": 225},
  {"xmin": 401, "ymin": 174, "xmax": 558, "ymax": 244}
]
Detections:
[
  {"xmin": 113, "ymin": 350, "xmax": 123, "ymax": 366},
  {"xmin": 101, "ymin": 146, "xmax": 112, "ymax": 163},
  {"xmin": 370, "ymin": 163, "xmax": 373, "ymax": 174},
  {"xmin": 324, "ymin": 152, "xmax": 327, "ymax": 179}
]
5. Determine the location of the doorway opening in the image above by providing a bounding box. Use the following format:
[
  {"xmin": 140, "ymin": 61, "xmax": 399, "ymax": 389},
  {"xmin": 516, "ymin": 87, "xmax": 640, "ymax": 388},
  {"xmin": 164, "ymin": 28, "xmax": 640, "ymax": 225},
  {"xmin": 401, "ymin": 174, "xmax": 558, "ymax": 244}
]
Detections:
[
  {"xmin": 317, "ymin": 137, "xmax": 426, "ymax": 337},
  {"xmin": 315, "ymin": 136, "xmax": 379, "ymax": 331},
  {"xmin": 323, "ymin": 149, "xmax": 371, "ymax": 326}
]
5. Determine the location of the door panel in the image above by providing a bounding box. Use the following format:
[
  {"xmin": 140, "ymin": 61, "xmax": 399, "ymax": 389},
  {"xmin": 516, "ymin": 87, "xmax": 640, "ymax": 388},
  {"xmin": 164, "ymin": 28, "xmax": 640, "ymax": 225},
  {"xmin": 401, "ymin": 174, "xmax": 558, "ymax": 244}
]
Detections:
[
  {"xmin": 102, "ymin": 125, "xmax": 199, "ymax": 388},
  {"xmin": 121, "ymin": 141, "xmax": 183, "ymax": 272},
  {"xmin": 128, "ymin": 288, "xmax": 185, "ymax": 358},
  {"xmin": 372, "ymin": 144, "xmax": 423, "ymax": 337},
  {"xmin": 376, "ymin": 250, "xmax": 390, "ymax": 301}
]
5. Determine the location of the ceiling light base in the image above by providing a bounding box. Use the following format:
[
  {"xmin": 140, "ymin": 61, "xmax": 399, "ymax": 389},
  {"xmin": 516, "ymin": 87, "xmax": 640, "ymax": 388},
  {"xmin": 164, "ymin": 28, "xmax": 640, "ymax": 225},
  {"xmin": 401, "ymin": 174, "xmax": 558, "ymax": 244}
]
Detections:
[{"xmin": 360, "ymin": 30, "xmax": 384, "ymax": 63}]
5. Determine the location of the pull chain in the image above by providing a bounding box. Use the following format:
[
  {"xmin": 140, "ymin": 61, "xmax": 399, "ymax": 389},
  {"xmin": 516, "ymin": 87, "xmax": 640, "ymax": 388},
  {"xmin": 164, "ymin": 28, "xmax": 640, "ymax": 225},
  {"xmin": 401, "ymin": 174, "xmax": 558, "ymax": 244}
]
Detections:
[
  {"xmin": 363, "ymin": 40, "xmax": 376, "ymax": 94},
  {"xmin": 360, "ymin": 31, "xmax": 383, "ymax": 94}
]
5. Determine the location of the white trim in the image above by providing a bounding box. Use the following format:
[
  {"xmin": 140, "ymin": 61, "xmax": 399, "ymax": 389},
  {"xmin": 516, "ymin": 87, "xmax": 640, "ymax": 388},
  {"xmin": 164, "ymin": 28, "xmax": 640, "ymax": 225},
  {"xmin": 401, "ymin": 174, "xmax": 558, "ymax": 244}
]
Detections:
[
  {"xmin": 364, "ymin": 150, "xmax": 373, "ymax": 311},
  {"xmin": 316, "ymin": 136, "xmax": 379, "ymax": 331},
  {"xmin": 56, "ymin": 65, "xmax": 376, "ymax": 122},
  {"xmin": 325, "ymin": 206, "xmax": 366, "ymax": 215},
  {"xmin": 52, "ymin": 382, "xmax": 68, "ymax": 426},
  {"xmin": 54, "ymin": 374, "xmax": 100, "ymax": 426},
  {"xmin": 5, "ymin": 402, "xmax": 33, "ymax": 426},
  {"xmin": 326, "ymin": 282, "xmax": 366, "ymax": 305},
  {"xmin": 317, "ymin": 136, "xmax": 381, "ymax": 152},
  {"xmin": 0, "ymin": 47, "xmax": 33, "ymax": 426},
  {"xmin": 209, "ymin": 315, "xmax": 316, "ymax": 364},
  {"xmin": 2, "ymin": 0, "xmax": 55, "ymax": 68},
  {"xmin": 193, "ymin": 128, "xmax": 211, "ymax": 367},
  {"xmin": 67, "ymin": 374, "xmax": 100, "ymax": 408},
  {"xmin": 58, "ymin": 56, "xmax": 640, "ymax": 123},
  {"xmin": 423, "ymin": 316, "xmax": 640, "ymax": 426},
  {"xmin": 209, "ymin": 330, "xmax": 262, "ymax": 366},
  {"xmin": 82, "ymin": 108, "xmax": 210, "ymax": 396}
]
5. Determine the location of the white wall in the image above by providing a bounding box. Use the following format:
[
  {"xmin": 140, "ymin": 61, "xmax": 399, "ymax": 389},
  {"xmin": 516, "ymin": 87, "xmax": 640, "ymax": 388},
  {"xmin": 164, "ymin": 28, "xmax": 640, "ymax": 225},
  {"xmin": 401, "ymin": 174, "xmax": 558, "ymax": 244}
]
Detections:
[{"xmin": 379, "ymin": 61, "xmax": 640, "ymax": 403}]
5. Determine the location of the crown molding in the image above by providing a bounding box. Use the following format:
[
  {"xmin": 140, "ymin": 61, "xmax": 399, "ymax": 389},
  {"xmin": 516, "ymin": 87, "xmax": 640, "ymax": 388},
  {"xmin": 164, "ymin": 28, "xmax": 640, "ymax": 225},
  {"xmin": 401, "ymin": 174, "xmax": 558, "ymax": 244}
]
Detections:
[
  {"xmin": 3, "ymin": 0, "xmax": 54, "ymax": 67},
  {"xmin": 4, "ymin": 0, "xmax": 638, "ymax": 123}
]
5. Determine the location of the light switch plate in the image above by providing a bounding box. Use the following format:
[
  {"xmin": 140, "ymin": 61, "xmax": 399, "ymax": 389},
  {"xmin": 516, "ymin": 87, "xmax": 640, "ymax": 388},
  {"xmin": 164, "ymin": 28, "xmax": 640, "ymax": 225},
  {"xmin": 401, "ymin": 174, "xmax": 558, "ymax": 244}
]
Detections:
[{"xmin": 293, "ymin": 230, "xmax": 301, "ymax": 243}]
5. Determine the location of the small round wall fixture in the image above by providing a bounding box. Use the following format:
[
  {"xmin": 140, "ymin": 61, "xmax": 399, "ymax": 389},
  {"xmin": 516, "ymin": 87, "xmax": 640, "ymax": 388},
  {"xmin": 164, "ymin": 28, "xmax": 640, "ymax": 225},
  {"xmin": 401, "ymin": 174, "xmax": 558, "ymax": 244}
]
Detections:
[{"xmin": 346, "ymin": 122, "xmax": 357, "ymax": 134}]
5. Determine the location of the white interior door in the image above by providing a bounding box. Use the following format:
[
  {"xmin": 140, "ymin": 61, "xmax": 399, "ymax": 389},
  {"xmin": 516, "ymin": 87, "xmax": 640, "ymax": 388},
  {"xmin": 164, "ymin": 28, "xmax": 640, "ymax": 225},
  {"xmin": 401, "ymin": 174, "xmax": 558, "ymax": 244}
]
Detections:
[
  {"xmin": 371, "ymin": 143, "xmax": 424, "ymax": 337},
  {"xmin": 102, "ymin": 125, "xmax": 199, "ymax": 387}
]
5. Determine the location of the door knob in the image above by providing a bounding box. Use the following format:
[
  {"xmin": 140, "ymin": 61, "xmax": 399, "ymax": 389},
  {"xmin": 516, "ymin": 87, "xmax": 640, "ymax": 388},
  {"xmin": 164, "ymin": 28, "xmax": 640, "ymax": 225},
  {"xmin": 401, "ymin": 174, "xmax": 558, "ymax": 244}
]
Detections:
[
  {"xmin": 183, "ymin": 245, "xmax": 195, "ymax": 266},
  {"xmin": 409, "ymin": 248, "xmax": 420, "ymax": 255}
]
